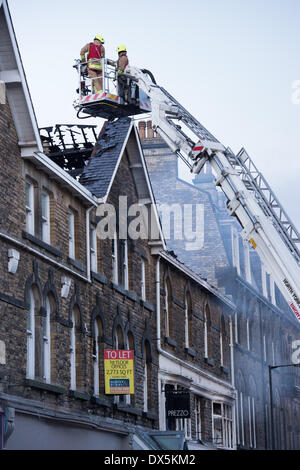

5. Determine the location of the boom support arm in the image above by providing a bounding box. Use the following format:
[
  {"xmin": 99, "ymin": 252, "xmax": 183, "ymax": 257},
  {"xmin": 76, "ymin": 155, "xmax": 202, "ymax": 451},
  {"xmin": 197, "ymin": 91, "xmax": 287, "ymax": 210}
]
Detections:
[{"xmin": 126, "ymin": 65, "xmax": 300, "ymax": 322}]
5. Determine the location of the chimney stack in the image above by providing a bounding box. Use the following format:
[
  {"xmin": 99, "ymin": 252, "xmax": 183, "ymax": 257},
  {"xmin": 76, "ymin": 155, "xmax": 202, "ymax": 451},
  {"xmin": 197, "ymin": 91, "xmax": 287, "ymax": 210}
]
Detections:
[{"xmin": 138, "ymin": 121, "xmax": 146, "ymax": 139}]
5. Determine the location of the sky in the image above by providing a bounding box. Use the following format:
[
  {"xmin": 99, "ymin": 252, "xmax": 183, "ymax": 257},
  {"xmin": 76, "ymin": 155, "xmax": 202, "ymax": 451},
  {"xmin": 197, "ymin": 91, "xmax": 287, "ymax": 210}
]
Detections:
[{"xmin": 7, "ymin": 0, "xmax": 300, "ymax": 231}]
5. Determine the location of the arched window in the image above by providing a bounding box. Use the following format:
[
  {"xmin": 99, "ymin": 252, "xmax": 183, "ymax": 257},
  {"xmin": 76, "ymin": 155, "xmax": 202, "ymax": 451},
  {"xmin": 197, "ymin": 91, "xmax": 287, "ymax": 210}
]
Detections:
[
  {"xmin": 47, "ymin": 294, "xmax": 57, "ymax": 384},
  {"xmin": 143, "ymin": 340, "xmax": 151, "ymax": 412},
  {"xmin": 236, "ymin": 370, "xmax": 246, "ymax": 447},
  {"xmin": 27, "ymin": 286, "xmax": 51, "ymax": 382},
  {"xmin": 114, "ymin": 325, "xmax": 124, "ymax": 403},
  {"xmin": 204, "ymin": 304, "xmax": 212, "ymax": 359},
  {"xmin": 248, "ymin": 376, "xmax": 257, "ymax": 449},
  {"xmin": 93, "ymin": 317, "xmax": 103, "ymax": 396},
  {"xmin": 165, "ymin": 278, "xmax": 172, "ymax": 338},
  {"xmin": 185, "ymin": 292, "xmax": 192, "ymax": 349},
  {"xmin": 43, "ymin": 295, "xmax": 52, "ymax": 384},
  {"xmin": 70, "ymin": 305, "xmax": 83, "ymax": 390},
  {"xmin": 125, "ymin": 331, "xmax": 135, "ymax": 405}
]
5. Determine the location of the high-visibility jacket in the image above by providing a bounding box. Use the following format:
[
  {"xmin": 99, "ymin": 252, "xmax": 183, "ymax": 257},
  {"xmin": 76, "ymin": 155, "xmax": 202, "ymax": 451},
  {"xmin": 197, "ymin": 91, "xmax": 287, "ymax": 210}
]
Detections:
[
  {"xmin": 88, "ymin": 42, "xmax": 104, "ymax": 71},
  {"xmin": 117, "ymin": 52, "xmax": 129, "ymax": 74}
]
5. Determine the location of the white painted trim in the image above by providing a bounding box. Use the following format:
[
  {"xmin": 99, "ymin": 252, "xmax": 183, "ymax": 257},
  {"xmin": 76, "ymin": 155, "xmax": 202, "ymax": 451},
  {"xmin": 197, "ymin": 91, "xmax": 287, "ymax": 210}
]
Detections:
[
  {"xmin": 103, "ymin": 121, "xmax": 134, "ymax": 204},
  {"xmin": 31, "ymin": 152, "xmax": 98, "ymax": 206},
  {"xmin": 2, "ymin": 0, "xmax": 43, "ymax": 152}
]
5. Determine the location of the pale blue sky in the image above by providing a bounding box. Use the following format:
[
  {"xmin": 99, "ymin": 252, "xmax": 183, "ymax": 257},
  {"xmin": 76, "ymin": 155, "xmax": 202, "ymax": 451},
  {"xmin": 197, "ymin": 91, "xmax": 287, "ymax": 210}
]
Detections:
[{"xmin": 8, "ymin": 0, "xmax": 300, "ymax": 230}]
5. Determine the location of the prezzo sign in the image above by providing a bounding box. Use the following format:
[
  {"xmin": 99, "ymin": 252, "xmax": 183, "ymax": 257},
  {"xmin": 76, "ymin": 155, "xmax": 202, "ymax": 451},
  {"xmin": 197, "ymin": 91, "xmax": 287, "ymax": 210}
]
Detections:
[
  {"xmin": 104, "ymin": 350, "xmax": 134, "ymax": 395},
  {"xmin": 165, "ymin": 390, "xmax": 191, "ymax": 419}
]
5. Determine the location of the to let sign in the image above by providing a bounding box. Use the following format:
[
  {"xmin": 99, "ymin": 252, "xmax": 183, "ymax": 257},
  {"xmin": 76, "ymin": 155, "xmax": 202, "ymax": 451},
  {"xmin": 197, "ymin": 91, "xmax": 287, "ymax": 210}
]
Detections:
[{"xmin": 104, "ymin": 350, "xmax": 135, "ymax": 395}]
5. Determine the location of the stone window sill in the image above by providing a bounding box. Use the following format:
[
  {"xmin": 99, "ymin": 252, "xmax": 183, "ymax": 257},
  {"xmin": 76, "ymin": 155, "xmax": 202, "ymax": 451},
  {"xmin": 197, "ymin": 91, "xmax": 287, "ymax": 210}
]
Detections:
[
  {"xmin": 67, "ymin": 257, "xmax": 86, "ymax": 273},
  {"xmin": 140, "ymin": 300, "xmax": 154, "ymax": 312},
  {"xmin": 204, "ymin": 357, "xmax": 215, "ymax": 367},
  {"xmin": 91, "ymin": 395, "xmax": 112, "ymax": 408},
  {"xmin": 117, "ymin": 404, "xmax": 143, "ymax": 416},
  {"xmin": 142, "ymin": 411, "xmax": 158, "ymax": 421},
  {"xmin": 69, "ymin": 390, "xmax": 90, "ymax": 401},
  {"xmin": 24, "ymin": 379, "xmax": 65, "ymax": 395},
  {"xmin": 91, "ymin": 272, "xmax": 108, "ymax": 285},
  {"xmin": 185, "ymin": 347, "xmax": 196, "ymax": 358},
  {"xmin": 22, "ymin": 231, "xmax": 62, "ymax": 258},
  {"xmin": 112, "ymin": 283, "xmax": 138, "ymax": 302},
  {"xmin": 164, "ymin": 336, "xmax": 177, "ymax": 348}
]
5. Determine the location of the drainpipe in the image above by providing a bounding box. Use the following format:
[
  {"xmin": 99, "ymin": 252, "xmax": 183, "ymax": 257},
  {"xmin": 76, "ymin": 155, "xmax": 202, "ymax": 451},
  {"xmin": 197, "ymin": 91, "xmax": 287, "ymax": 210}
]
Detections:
[{"xmin": 86, "ymin": 206, "xmax": 94, "ymax": 283}]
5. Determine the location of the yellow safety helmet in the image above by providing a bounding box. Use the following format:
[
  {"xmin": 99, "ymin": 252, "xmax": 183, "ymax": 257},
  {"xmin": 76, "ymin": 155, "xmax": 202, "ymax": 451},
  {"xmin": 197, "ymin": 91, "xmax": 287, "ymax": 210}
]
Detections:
[
  {"xmin": 117, "ymin": 44, "xmax": 127, "ymax": 53},
  {"xmin": 95, "ymin": 35, "xmax": 105, "ymax": 44}
]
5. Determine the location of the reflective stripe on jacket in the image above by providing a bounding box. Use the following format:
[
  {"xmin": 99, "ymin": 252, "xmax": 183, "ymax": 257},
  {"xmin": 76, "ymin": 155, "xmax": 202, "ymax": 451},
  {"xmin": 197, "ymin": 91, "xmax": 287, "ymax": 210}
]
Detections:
[{"xmin": 88, "ymin": 43, "xmax": 104, "ymax": 70}]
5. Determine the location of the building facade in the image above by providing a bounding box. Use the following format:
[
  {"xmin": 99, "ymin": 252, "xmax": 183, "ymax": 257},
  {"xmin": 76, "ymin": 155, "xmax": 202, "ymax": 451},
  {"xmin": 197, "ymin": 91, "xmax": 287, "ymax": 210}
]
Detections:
[
  {"xmin": 140, "ymin": 121, "xmax": 300, "ymax": 450},
  {"xmin": 0, "ymin": 1, "xmax": 236, "ymax": 449}
]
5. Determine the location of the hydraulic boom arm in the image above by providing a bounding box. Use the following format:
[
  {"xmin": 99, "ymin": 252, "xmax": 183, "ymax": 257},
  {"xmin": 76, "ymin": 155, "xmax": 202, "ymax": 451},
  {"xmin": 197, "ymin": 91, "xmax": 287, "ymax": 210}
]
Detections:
[{"xmin": 126, "ymin": 65, "xmax": 300, "ymax": 322}]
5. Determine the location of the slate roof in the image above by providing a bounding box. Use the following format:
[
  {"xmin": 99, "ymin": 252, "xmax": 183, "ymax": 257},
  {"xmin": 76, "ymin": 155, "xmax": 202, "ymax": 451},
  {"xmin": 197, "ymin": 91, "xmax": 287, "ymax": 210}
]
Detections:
[{"xmin": 79, "ymin": 117, "xmax": 132, "ymax": 198}]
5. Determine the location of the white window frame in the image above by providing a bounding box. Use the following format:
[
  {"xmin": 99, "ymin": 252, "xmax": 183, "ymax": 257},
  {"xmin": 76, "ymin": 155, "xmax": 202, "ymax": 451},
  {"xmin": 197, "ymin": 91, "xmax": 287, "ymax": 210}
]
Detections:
[
  {"xmin": 246, "ymin": 318, "xmax": 251, "ymax": 351},
  {"xmin": 165, "ymin": 281, "xmax": 170, "ymax": 338},
  {"xmin": 263, "ymin": 334, "xmax": 267, "ymax": 362},
  {"xmin": 143, "ymin": 360, "xmax": 148, "ymax": 412},
  {"xmin": 41, "ymin": 190, "xmax": 50, "ymax": 244},
  {"xmin": 185, "ymin": 295, "xmax": 190, "ymax": 349},
  {"xmin": 270, "ymin": 274, "xmax": 276, "ymax": 306},
  {"xmin": 220, "ymin": 330, "xmax": 224, "ymax": 367},
  {"xmin": 90, "ymin": 226, "xmax": 98, "ymax": 273},
  {"xmin": 261, "ymin": 264, "xmax": 268, "ymax": 298},
  {"xmin": 44, "ymin": 297, "xmax": 51, "ymax": 383},
  {"xmin": 204, "ymin": 312, "xmax": 208, "ymax": 359},
  {"xmin": 68, "ymin": 209, "xmax": 75, "ymax": 260},
  {"xmin": 141, "ymin": 259, "xmax": 146, "ymax": 301},
  {"xmin": 244, "ymin": 240, "xmax": 252, "ymax": 284},
  {"xmin": 70, "ymin": 310, "xmax": 76, "ymax": 390},
  {"xmin": 93, "ymin": 319, "xmax": 100, "ymax": 396},
  {"xmin": 26, "ymin": 180, "xmax": 35, "ymax": 235},
  {"xmin": 240, "ymin": 392, "xmax": 245, "ymax": 446},
  {"xmin": 123, "ymin": 239, "xmax": 129, "ymax": 290},
  {"xmin": 212, "ymin": 402, "xmax": 234, "ymax": 449},
  {"xmin": 112, "ymin": 233, "xmax": 118, "ymax": 284},
  {"xmin": 234, "ymin": 312, "xmax": 239, "ymax": 344},
  {"xmin": 125, "ymin": 334, "xmax": 132, "ymax": 406},
  {"xmin": 232, "ymin": 228, "xmax": 240, "ymax": 276},
  {"xmin": 26, "ymin": 289, "xmax": 35, "ymax": 379},
  {"xmin": 194, "ymin": 396, "xmax": 202, "ymax": 441}
]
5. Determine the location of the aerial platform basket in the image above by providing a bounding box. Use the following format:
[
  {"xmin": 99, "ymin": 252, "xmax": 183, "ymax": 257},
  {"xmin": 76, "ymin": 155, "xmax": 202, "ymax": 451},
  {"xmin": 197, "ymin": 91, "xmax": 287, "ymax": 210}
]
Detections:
[{"xmin": 73, "ymin": 58, "xmax": 151, "ymax": 120}]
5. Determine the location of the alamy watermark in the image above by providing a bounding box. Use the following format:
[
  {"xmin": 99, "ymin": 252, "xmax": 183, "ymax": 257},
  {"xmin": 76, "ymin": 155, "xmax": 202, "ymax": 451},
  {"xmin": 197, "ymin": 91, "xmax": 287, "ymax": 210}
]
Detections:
[
  {"xmin": 291, "ymin": 80, "xmax": 300, "ymax": 104},
  {"xmin": 292, "ymin": 340, "xmax": 300, "ymax": 365},
  {"xmin": 95, "ymin": 196, "xmax": 204, "ymax": 251}
]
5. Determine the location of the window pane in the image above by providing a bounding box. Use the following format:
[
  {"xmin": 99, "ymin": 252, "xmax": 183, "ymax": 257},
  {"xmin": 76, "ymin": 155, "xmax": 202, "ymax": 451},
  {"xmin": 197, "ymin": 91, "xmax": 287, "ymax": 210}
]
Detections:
[
  {"xmin": 41, "ymin": 192, "xmax": 48, "ymax": 218},
  {"xmin": 213, "ymin": 403, "xmax": 222, "ymax": 415},
  {"xmin": 26, "ymin": 182, "xmax": 31, "ymax": 207}
]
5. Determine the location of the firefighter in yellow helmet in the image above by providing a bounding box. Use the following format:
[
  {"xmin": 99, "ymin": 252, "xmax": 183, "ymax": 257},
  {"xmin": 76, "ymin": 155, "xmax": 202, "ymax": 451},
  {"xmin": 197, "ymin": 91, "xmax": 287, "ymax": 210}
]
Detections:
[
  {"xmin": 117, "ymin": 45, "xmax": 129, "ymax": 74},
  {"xmin": 80, "ymin": 35, "xmax": 105, "ymax": 93},
  {"xmin": 116, "ymin": 45, "xmax": 129, "ymax": 102}
]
